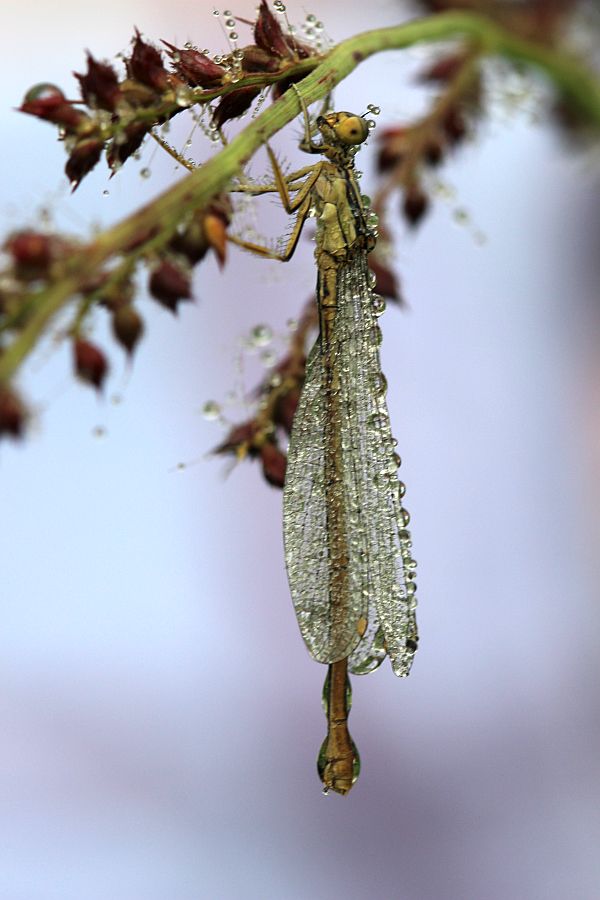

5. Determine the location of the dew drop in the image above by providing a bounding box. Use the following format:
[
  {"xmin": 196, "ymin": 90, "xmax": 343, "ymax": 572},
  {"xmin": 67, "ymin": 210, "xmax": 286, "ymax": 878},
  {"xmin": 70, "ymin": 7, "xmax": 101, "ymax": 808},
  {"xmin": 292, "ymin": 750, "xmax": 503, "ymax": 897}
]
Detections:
[
  {"xmin": 140, "ymin": 167, "xmax": 151, "ymax": 179},
  {"xmin": 202, "ymin": 400, "xmax": 221, "ymax": 420},
  {"xmin": 371, "ymin": 294, "xmax": 386, "ymax": 317},
  {"xmin": 260, "ymin": 349, "xmax": 276, "ymax": 367},
  {"xmin": 24, "ymin": 82, "xmax": 64, "ymax": 102},
  {"xmin": 250, "ymin": 324, "xmax": 273, "ymax": 347},
  {"xmin": 102, "ymin": 189, "xmax": 109, "ymax": 196}
]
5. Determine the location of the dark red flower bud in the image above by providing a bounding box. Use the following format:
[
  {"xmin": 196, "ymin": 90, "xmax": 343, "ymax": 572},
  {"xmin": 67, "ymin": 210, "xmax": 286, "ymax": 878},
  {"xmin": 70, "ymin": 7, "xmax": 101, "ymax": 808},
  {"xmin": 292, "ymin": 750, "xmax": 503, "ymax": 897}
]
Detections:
[
  {"xmin": 443, "ymin": 107, "xmax": 467, "ymax": 144},
  {"xmin": 74, "ymin": 339, "xmax": 108, "ymax": 389},
  {"xmin": 161, "ymin": 41, "xmax": 224, "ymax": 87},
  {"xmin": 149, "ymin": 260, "xmax": 192, "ymax": 312},
  {"xmin": 112, "ymin": 305, "xmax": 144, "ymax": 355},
  {"xmin": 260, "ymin": 441, "xmax": 287, "ymax": 488},
  {"xmin": 402, "ymin": 185, "xmax": 430, "ymax": 226},
  {"xmin": 75, "ymin": 53, "xmax": 121, "ymax": 111},
  {"xmin": 254, "ymin": 0, "xmax": 294, "ymax": 59},
  {"xmin": 213, "ymin": 421, "xmax": 260, "ymax": 457},
  {"xmin": 20, "ymin": 83, "xmax": 87, "ymax": 131},
  {"xmin": 240, "ymin": 44, "xmax": 281, "ymax": 73},
  {"xmin": 274, "ymin": 387, "xmax": 300, "ymax": 434},
  {"xmin": 128, "ymin": 31, "xmax": 169, "ymax": 92},
  {"xmin": 376, "ymin": 126, "xmax": 408, "ymax": 173},
  {"xmin": 106, "ymin": 122, "xmax": 148, "ymax": 171},
  {"xmin": 368, "ymin": 256, "xmax": 402, "ymax": 303},
  {"xmin": 66, "ymin": 138, "xmax": 103, "ymax": 190},
  {"xmin": 0, "ymin": 387, "xmax": 26, "ymax": 439},
  {"xmin": 423, "ymin": 136, "xmax": 444, "ymax": 165},
  {"xmin": 213, "ymin": 86, "xmax": 261, "ymax": 128},
  {"xmin": 419, "ymin": 54, "xmax": 464, "ymax": 83},
  {"xmin": 169, "ymin": 218, "xmax": 209, "ymax": 265},
  {"xmin": 5, "ymin": 231, "xmax": 53, "ymax": 278}
]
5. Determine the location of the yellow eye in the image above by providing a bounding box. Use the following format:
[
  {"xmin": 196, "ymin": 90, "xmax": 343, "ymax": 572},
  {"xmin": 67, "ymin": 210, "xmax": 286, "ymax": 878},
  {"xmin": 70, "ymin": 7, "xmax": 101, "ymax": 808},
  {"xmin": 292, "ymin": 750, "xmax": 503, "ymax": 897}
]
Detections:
[{"xmin": 334, "ymin": 114, "xmax": 369, "ymax": 146}]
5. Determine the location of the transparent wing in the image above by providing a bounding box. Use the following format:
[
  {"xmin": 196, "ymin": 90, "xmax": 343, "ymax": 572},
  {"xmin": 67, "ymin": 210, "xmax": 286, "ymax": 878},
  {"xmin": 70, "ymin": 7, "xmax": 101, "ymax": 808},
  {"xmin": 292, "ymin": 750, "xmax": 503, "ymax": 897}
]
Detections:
[{"xmin": 283, "ymin": 256, "xmax": 418, "ymax": 676}]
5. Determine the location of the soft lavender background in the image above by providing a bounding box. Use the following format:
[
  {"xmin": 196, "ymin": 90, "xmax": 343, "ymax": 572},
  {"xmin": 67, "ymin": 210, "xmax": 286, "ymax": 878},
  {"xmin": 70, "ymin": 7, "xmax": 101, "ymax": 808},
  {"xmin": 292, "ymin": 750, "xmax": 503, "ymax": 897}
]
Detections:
[{"xmin": 1, "ymin": 2, "xmax": 599, "ymax": 898}]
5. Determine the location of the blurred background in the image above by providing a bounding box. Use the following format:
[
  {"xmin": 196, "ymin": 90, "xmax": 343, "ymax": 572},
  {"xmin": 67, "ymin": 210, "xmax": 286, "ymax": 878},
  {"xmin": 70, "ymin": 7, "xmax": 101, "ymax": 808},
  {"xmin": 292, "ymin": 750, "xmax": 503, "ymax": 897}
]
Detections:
[{"xmin": 1, "ymin": 1, "xmax": 599, "ymax": 898}]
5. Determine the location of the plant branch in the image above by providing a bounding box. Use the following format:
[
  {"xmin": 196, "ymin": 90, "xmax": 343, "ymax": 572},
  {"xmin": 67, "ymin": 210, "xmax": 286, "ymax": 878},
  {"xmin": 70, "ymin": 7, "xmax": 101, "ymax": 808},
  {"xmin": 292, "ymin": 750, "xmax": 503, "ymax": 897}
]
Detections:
[{"xmin": 2, "ymin": 10, "xmax": 599, "ymax": 385}]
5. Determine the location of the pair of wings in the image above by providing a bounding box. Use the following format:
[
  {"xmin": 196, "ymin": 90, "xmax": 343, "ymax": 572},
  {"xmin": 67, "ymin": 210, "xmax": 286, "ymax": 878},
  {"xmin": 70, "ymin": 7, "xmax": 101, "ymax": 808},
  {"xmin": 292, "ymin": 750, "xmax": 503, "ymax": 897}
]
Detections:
[{"xmin": 282, "ymin": 255, "xmax": 417, "ymax": 678}]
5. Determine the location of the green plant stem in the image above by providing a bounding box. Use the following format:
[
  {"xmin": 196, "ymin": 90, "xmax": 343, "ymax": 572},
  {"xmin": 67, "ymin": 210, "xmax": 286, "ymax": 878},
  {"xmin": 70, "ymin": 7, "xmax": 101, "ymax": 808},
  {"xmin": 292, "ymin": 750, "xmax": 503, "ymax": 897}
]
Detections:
[{"xmin": 1, "ymin": 10, "xmax": 599, "ymax": 385}]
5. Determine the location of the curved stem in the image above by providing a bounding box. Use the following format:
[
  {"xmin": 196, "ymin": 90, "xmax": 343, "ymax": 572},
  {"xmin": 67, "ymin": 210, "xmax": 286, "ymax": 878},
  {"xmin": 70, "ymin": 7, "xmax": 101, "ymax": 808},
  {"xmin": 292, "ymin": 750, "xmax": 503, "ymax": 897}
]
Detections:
[{"xmin": 2, "ymin": 10, "xmax": 599, "ymax": 385}]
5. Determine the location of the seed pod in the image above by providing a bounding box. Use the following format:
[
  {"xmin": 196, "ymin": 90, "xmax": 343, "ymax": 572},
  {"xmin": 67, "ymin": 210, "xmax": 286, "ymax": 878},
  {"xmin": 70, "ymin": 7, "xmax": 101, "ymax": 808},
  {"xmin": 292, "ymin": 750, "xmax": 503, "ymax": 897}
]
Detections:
[
  {"xmin": 254, "ymin": 0, "xmax": 294, "ymax": 59},
  {"xmin": 274, "ymin": 387, "xmax": 301, "ymax": 434},
  {"xmin": 260, "ymin": 441, "xmax": 287, "ymax": 488},
  {"xmin": 128, "ymin": 31, "xmax": 169, "ymax": 92},
  {"xmin": 74, "ymin": 338, "xmax": 108, "ymax": 389},
  {"xmin": 443, "ymin": 107, "xmax": 467, "ymax": 144},
  {"xmin": 402, "ymin": 185, "xmax": 429, "ymax": 226},
  {"xmin": 149, "ymin": 260, "xmax": 192, "ymax": 312},
  {"xmin": 162, "ymin": 41, "xmax": 224, "ymax": 87},
  {"xmin": 5, "ymin": 231, "xmax": 53, "ymax": 279},
  {"xmin": 169, "ymin": 217, "xmax": 209, "ymax": 265},
  {"xmin": 20, "ymin": 83, "xmax": 87, "ymax": 131},
  {"xmin": 214, "ymin": 421, "xmax": 260, "ymax": 458},
  {"xmin": 66, "ymin": 138, "xmax": 104, "ymax": 191},
  {"xmin": 74, "ymin": 53, "xmax": 121, "ymax": 111},
  {"xmin": 423, "ymin": 136, "xmax": 444, "ymax": 165},
  {"xmin": 0, "ymin": 387, "xmax": 26, "ymax": 438},
  {"xmin": 112, "ymin": 305, "xmax": 144, "ymax": 355}
]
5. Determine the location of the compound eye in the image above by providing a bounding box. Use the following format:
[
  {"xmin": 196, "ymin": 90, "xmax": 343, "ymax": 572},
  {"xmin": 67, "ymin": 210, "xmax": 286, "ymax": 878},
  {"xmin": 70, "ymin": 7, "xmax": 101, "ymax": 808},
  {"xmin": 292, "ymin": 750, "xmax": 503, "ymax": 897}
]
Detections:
[{"xmin": 335, "ymin": 114, "xmax": 369, "ymax": 145}]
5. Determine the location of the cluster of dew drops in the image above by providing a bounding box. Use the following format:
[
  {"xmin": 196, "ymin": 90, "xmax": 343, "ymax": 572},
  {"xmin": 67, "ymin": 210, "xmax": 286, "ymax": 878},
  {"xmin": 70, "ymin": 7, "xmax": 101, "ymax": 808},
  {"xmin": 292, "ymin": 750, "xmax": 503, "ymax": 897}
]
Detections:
[
  {"xmin": 128, "ymin": 5, "xmax": 331, "ymax": 184},
  {"xmin": 201, "ymin": 319, "xmax": 298, "ymax": 426}
]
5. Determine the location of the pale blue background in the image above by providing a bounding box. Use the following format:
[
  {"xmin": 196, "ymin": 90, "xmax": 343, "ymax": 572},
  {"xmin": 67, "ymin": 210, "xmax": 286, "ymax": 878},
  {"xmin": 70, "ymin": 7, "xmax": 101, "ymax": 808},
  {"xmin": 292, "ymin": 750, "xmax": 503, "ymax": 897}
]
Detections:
[{"xmin": 1, "ymin": 2, "xmax": 599, "ymax": 898}]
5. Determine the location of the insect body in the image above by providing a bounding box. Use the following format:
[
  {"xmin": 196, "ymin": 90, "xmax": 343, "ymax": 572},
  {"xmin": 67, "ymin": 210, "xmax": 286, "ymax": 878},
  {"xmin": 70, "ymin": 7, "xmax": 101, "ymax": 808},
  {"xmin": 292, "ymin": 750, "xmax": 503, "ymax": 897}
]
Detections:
[{"xmin": 231, "ymin": 100, "xmax": 418, "ymax": 794}]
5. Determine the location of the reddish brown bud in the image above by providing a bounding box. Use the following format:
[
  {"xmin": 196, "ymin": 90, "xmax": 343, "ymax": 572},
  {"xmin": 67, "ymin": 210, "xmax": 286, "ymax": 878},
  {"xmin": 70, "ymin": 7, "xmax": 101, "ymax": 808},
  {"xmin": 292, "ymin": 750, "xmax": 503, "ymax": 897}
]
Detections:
[
  {"xmin": 376, "ymin": 126, "xmax": 407, "ymax": 173},
  {"xmin": 240, "ymin": 44, "xmax": 281, "ymax": 73},
  {"xmin": 162, "ymin": 41, "xmax": 224, "ymax": 87},
  {"xmin": 128, "ymin": 31, "xmax": 169, "ymax": 92},
  {"xmin": 66, "ymin": 138, "xmax": 103, "ymax": 190},
  {"xmin": 213, "ymin": 86, "xmax": 261, "ymax": 128},
  {"xmin": 213, "ymin": 421, "xmax": 261, "ymax": 457},
  {"xmin": 0, "ymin": 387, "xmax": 26, "ymax": 439},
  {"xmin": 423, "ymin": 136, "xmax": 444, "ymax": 165},
  {"xmin": 443, "ymin": 107, "xmax": 467, "ymax": 144},
  {"xmin": 368, "ymin": 256, "xmax": 402, "ymax": 303},
  {"xmin": 74, "ymin": 339, "xmax": 108, "ymax": 389},
  {"xmin": 106, "ymin": 122, "xmax": 148, "ymax": 171},
  {"xmin": 203, "ymin": 213, "xmax": 228, "ymax": 267},
  {"xmin": 254, "ymin": 0, "xmax": 294, "ymax": 59},
  {"xmin": 402, "ymin": 185, "xmax": 430, "ymax": 226},
  {"xmin": 112, "ymin": 305, "xmax": 144, "ymax": 355},
  {"xmin": 5, "ymin": 231, "xmax": 53, "ymax": 278},
  {"xmin": 260, "ymin": 441, "xmax": 287, "ymax": 488},
  {"xmin": 274, "ymin": 388, "xmax": 300, "ymax": 434},
  {"xmin": 75, "ymin": 53, "xmax": 121, "ymax": 111},
  {"xmin": 20, "ymin": 83, "xmax": 87, "ymax": 131},
  {"xmin": 169, "ymin": 218, "xmax": 209, "ymax": 265},
  {"xmin": 149, "ymin": 260, "xmax": 192, "ymax": 312}
]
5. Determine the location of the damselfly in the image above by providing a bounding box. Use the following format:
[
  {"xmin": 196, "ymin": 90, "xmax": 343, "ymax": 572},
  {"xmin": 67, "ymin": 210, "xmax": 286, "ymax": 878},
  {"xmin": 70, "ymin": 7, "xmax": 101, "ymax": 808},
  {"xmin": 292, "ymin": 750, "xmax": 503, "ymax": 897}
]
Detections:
[{"xmin": 230, "ymin": 93, "xmax": 418, "ymax": 794}]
